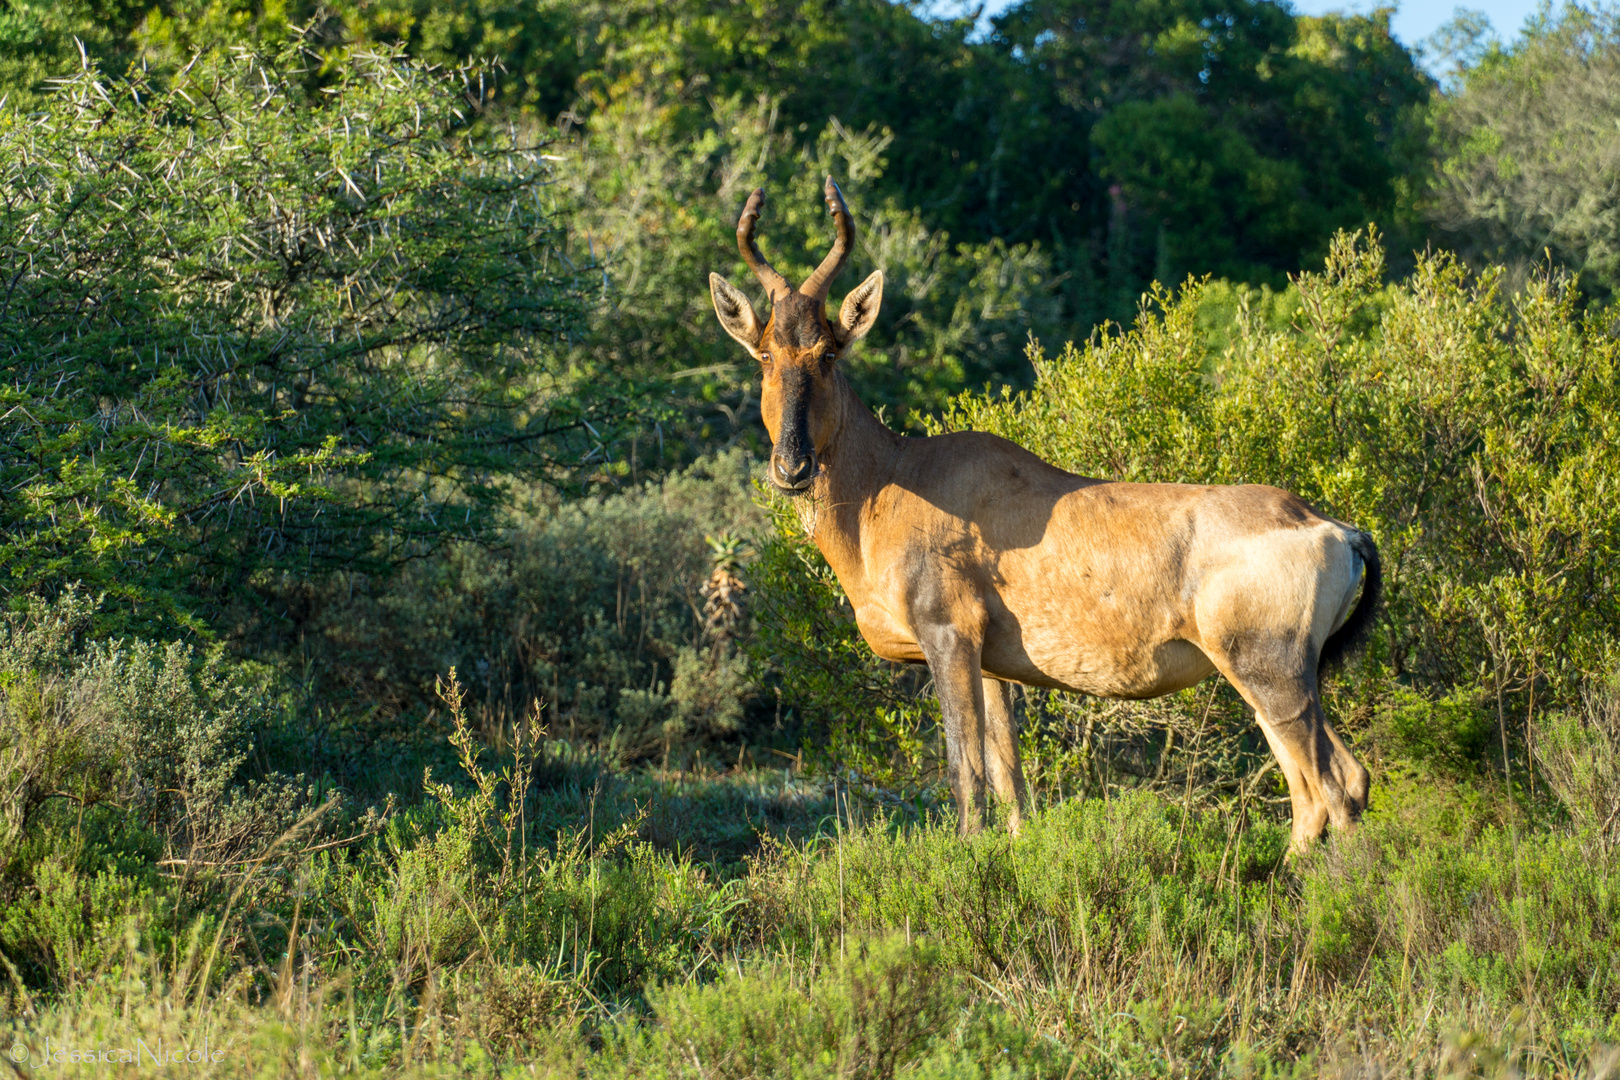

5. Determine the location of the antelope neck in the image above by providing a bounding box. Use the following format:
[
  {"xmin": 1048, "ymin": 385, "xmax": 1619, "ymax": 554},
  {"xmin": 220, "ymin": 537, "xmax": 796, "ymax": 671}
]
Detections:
[{"xmin": 804, "ymin": 374, "xmax": 902, "ymax": 580}]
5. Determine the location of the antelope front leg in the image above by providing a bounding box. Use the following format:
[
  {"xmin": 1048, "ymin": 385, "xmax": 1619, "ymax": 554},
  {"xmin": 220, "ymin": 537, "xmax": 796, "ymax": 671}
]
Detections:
[{"xmin": 917, "ymin": 624, "xmax": 989, "ymax": 835}]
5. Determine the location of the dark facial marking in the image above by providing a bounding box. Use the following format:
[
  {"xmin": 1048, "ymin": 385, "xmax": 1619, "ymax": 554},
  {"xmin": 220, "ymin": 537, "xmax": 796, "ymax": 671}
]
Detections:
[
  {"xmin": 770, "ymin": 294, "xmax": 835, "ymax": 351},
  {"xmin": 775, "ymin": 363, "xmax": 813, "ymax": 458}
]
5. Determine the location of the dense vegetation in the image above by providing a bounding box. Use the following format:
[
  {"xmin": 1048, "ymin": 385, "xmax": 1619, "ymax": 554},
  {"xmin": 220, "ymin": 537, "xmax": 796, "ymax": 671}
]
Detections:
[
  {"xmin": 0, "ymin": 50, "xmax": 647, "ymax": 637},
  {"xmin": 1428, "ymin": 4, "xmax": 1620, "ymax": 300},
  {"xmin": 2, "ymin": 0, "xmax": 1436, "ymax": 423},
  {"xmin": 2, "ymin": 1, "xmax": 1620, "ymax": 1075}
]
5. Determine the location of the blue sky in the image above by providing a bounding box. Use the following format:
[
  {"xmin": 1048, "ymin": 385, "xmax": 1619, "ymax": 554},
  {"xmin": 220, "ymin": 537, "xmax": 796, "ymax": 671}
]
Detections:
[
  {"xmin": 946, "ymin": 0, "xmax": 1542, "ymax": 65},
  {"xmin": 1280, "ymin": 0, "xmax": 1538, "ymax": 53}
]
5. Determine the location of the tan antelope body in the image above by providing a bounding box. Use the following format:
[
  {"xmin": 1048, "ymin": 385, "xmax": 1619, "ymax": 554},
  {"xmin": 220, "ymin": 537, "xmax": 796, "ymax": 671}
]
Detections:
[{"xmin": 711, "ymin": 178, "xmax": 1379, "ymax": 851}]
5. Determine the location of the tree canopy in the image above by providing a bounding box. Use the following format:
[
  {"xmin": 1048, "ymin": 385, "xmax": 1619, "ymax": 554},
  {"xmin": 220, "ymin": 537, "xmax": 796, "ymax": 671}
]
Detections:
[
  {"xmin": 0, "ymin": 46, "xmax": 641, "ymax": 631},
  {"xmin": 1428, "ymin": 4, "xmax": 1620, "ymax": 299},
  {"xmin": 3, "ymin": 0, "xmax": 1435, "ymax": 331}
]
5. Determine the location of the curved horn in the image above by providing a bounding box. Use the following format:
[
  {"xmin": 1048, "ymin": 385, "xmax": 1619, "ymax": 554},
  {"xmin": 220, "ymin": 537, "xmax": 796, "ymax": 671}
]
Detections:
[
  {"xmin": 800, "ymin": 175, "xmax": 855, "ymax": 301},
  {"xmin": 737, "ymin": 188, "xmax": 791, "ymax": 304}
]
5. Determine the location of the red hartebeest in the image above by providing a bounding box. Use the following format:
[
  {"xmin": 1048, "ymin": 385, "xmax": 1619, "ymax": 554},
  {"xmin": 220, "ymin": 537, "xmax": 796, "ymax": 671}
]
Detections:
[{"xmin": 710, "ymin": 178, "xmax": 1379, "ymax": 851}]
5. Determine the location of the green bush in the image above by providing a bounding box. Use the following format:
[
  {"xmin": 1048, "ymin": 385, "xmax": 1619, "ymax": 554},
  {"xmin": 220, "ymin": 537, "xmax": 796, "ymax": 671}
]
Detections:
[
  {"xmin": 0, "ymin": 591, "xmax": 303, "ymax": 861},
  {"xmin": 0, "ymin": 591, "xmax": 337, "ymax": 988},
  {"xmin": 753, "ymin": 231, "xmax": 1620, "ymax": 802},
  {"xmin": 262, "ymin": 450, "xmax": 769, "ymax": 783},
  {"xmin": 0, "ymin": 43, "xmax": 637, "ymax": 633}
]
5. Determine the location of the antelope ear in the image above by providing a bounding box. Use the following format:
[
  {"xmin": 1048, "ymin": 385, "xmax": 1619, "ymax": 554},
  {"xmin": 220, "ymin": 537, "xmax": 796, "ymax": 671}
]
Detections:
[
  {"xmin": 710, "ymin": 273, "xmax": 764, "ymax": 355},
  {"xmin": 835, "ymin": 271, "xmax": 883, "ymax": 346}
]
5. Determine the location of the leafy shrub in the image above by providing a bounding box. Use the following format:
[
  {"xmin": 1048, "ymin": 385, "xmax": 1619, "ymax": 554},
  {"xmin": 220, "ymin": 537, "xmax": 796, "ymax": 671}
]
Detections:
[
  {"xmin": 0, "ymin": 592, "xmax": 305, "ymax": 865},
  {"xmin": 1369, "ymin": 684, "xmax": 1498, "ymax": 777},
  {"xmin": 750, "ymin": 792, "xmax": 1286, "ymax": 978},
  {"xmin": 269, "ymin": 450, "xmax": 769, "ymax": 777},
  {"xmin": 754, "ymin": 230, "xmax": 1620, "ymax": 800},
  {"xmin": 1534, "ymin": 674, "xmax": 1620, "ymax": 846},
  {"xmin": 0, "ymin": 857, "xmax": 150, "ymax": 986},
  {"xmin": 0, "ymin": 43, "xmax": 635, "ymax": 632},
  {"xmin": 0, "ymin": 590, "xmax": 334, "ymax": 988}
]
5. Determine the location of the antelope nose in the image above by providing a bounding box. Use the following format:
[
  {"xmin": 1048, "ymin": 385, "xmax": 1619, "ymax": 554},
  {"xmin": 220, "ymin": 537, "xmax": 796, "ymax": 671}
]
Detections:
[{"xmin": 774, "ymin": 453, "xmax": 816, "ymax": 489}]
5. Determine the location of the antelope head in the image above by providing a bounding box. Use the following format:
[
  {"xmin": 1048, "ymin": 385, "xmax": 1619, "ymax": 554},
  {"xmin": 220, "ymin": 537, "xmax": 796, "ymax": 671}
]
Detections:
[{"xmin": 709, "ymin": 176, "xmax": 883, "ymax": 493}]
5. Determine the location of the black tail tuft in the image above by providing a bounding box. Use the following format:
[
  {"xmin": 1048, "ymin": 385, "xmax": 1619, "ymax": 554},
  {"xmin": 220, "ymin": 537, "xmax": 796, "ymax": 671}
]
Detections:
[{"xmin": 1319, "ymin": 531, "xmax": 1381, "ymax": 677}]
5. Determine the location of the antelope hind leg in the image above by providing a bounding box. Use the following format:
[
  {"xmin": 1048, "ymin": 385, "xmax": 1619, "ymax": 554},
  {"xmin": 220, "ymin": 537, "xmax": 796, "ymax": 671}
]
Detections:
[
  {"xmin": 983, "ymin": 677, "xmax": 1028, "ymax": 834},
  {"xmin": 1208, "ymin": 646, "xmax": 1369, "ymax": 853},
  {"xmin": 1249, "ymin": 708, "xmax": 1330, "ymax": 853},
  {"xmin": 1260, "ymin": 690, "xmax": 1369, "ymax": 850}
]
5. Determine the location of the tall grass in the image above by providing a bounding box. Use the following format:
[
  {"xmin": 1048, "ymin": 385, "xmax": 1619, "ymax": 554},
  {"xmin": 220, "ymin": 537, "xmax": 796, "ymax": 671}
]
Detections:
[{"xmin": 4, "ymin": 654, "xmax": 1616, "ymax": 1076}]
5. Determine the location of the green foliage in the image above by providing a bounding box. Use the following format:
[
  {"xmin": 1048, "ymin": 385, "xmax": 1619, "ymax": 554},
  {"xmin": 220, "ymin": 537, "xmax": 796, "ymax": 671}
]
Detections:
[
  {"xmin": 753, "ymin": 231, "xmax": 1620, "ymax": 801},
  {"xmin": 470, "ymin": 0, "xmax": 1433, "ymax": 402},
  {"xmin": 261, "ymin": 452, "xmax": 768, "ymax": 790},
  {"xmin": 0, "ymin": 45, "xmax": 638, "ymax": 631},
  {"xmin": 998, "ymin": 0, "xmax": 1431, "ymax": 306},
  {"xmin": 310, "ymin": 669, "xmax": 818, "ymax": 1007},
  {"xmin": 0, "ymin": 591, "xmax": 342, "ymax": 988},
  {"xmin": 1, "ymin": 0, "xmax": 1436, "ymax": 408},
  {"xmin": 552, "ymin": 90, "xmax": 1063, "ymax": 429},
  {"xmin": 1428, "ymin": 3, "xmax": 1620, "ymax": 298},
  {"xmin": 12, "ymin": 779, "xmax": 1615, "ymax": 1074},
  {"xmin": 0, "ymin": 591, "xmax": 279, "ymax": 855},
  {"xmin": 5, "ymin": 1, "xmax": 1620, "ymax": 1074},
  {"xmin": 609, "ymin": 938, "xmax": 1049, "ymax": 1080},
  {"xmin": 1369, "ymin": 684, "xmax": 1497, "ymax": 777},
  {"xmin": 0, "ymin": 0, "xmax": 153, "ymax": 111},
  {"xmin": 536, "ymin": 0, "xmax": 1430, "ymax": 328},
  {"xmin": 0, "ymin": 614, "xmax": 1617, "ymax": 1073}
]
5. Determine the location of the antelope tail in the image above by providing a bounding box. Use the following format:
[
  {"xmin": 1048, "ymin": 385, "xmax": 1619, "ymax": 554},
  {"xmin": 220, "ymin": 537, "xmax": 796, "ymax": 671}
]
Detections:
[{"xmin": 1319, "ymin": 531, "xmax": 1381, "ymax": 676}]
